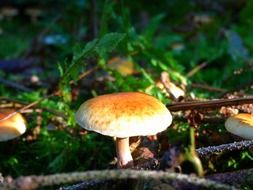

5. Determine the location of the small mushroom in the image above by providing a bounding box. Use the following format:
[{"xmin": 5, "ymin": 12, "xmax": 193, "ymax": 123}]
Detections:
[
  {"xmin": 25, "ymin": 7, "xmax": 43, "ymax": 23},
  {"xmin": 75, "ymin": 92, "xmax": 172, "ymax": 168},
  {"xmin": 1, "ymin": 6, "xmax": 18, "ymax": 20},
  {"xmin": 225, "ymin": 113, "xmax": 253, "ymax": 139},
  {"xmin": 0, "ymin": 109, "xmax": 26, "ymax": 142}
]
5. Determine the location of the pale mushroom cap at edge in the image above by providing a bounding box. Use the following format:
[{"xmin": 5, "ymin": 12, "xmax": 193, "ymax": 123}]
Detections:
[
  {"xmin": 225, "ymin": 113, "xmax": 253, "ymax": 139},
  {"xmin": 0, "ymin": 109, "xmax": 26, "ymax": 142},
  {"xmin": 75, "ymin": 92, "xmax": 172, "ymax": 138}
]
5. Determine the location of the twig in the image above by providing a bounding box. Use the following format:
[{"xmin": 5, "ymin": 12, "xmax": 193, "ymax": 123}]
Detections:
[
  {"xmin": 207, "ymin": 168, "xmax": 253, "ymax": 187},
  {"xmin": 69, "ymin": 66, "xmax": 97, "ymax": 85},
  {"xmin": 59, "ymin": 158, "xmax": 160, "ymax": 190},
  {"xmin": 191, "ymin": 83, "xmax": 226, "ymax": 93},
  {"xmin": 0, "ymin": 66, "xmax": 97, "ymax": 122},
  {"xmin": 0, "ymin": 93, "xmax": 57, "ymax": 122},
  {"xmin": 0, "ymin": 169, "xmax": 236, "ymax": 190},
  {"xmin": 167, "ymin": 97, "xmax": 253, "ymax": 111},
  {"xmin": 186, "ymin": 62, "xmax": 208, "ymax": 77},
  {"xmin": 196, "ymin": 140, "xmax": 253, "ymax": 159},
  {"xmin": 0, "ymin": 97, "xmax": 65, "ymax": 118},
  {"xmin": 60, "ymin": 141, "xmax": 253, "ymax": 190},
  {"xmin": 0, "ymin": 77, "xmax": 32, "ymax": 92}
]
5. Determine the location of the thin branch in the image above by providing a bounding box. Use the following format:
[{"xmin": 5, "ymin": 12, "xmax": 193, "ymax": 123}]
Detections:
[
  {"xmin": 69, "ymin": 66, "xmax": 97, "ymax": 85},
  {"xmin": 59, "ymin": 158, "xmax": 160, "ymax": 190},
  {"xmin": 187, "ymin": 61, "xmax": 208, "ymax": 77},
  {"xmin": 196, "ymin": 140, "xmax": 253, "ymax": 159},
  {"xmin": 61, "ymin": 140, "xmax": 253, "ymax": 190},
  {"xmin": 0, "ymin": 77, "xmax": 32, "ymax": 92},
  {"xmin": 0, "ymin": 66, "xmax": 97, "ymax": 122},
  {"xmin": 0, "ymin": 97, "xmax": 65, "ymax": 118},
  {"xmin": 0, "ymin": 169, "xmax": 236, "ymax": 190},
  {"xmin": 167, "ymin": 97, "xmax": 253, "ymax": 112},
  {"xmin": 190, "ymin": 83, "xmax": 226, "ymax": 93},
  {"xmin": 0, "ymin": 93, "xmax": 57, "ymax": 122}
]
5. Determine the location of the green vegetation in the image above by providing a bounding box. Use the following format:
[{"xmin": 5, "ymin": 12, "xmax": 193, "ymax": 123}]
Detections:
[{"xmin": 0, "ymin": 0, "xmax": 253, "ymax": 189}]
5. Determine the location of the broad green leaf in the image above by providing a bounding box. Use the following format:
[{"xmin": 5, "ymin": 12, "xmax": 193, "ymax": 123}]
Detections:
[
  {"xmin": 72, "ymin": 39, "xmax": 98, "ymax": 63},
  {"xmin": 62, "ymin": 39, "xmax": 98, "ymax": 81}
]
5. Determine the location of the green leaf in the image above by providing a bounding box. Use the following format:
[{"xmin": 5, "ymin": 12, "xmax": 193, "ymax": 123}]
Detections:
[
  {"xmin": 61, "ymin": 39, "xmax": 98, "ymax": 81},
  {"xmin": 139, "ymin": 68, "xmax": 154, "ymax": 84},
  {"xmin": 60, "ymin": 33, "xmax": 125, "ymax": 83},
  {"xmin": 57, "ymin": 62, "xmax": 64, "ymax": 77},
  {"xmin": 143, "ymin": 14, "xmax": 165, "ymax": 41},
  {"xmin": 99, "ymin": 0, "xmax": 115, "ymax": 37},
  {"xmin": 95, "ymin": 33, "xmax": 126, "ymax": 55},
  {"xmin": 72, "ymin": 39, "xmax": 98, "ymax": 66}
]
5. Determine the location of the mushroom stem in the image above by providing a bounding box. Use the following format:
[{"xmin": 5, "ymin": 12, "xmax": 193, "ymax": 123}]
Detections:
[{"xmin": 115, "ymin": 137, "xmax": 133, "ymax": 168}]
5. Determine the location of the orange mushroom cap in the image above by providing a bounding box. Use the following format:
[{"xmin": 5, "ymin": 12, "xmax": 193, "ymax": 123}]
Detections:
[
  {"xmin": 0, "ymin": 109, "xmax": 26, "ymax": 142},
  {"xmin": 75, "ymin": 92, "xmax": 172, "ymax": 138}
]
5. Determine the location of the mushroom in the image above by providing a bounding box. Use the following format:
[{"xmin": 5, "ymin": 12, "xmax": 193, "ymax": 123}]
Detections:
[
  {"xmin": 1, "ymin": 6, "xmax": 18, "ymax": 20},
  {"xmin": 0, "ymin": 109, "xmax": 26, "ymax": 142},
  {"xmin": 225, "ymin": 113, "xmax": 253, "ymax": 139},
  {"xmin": 75, "ymin": 92, "xmax": 172, "ymax": 168},
  {"xmin": 25, "ymin": 7, "xmax": 43, "ymax": 23}
]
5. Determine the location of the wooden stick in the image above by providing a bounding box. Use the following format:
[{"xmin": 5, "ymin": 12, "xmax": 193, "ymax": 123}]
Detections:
[
  {"xmin": 59, "ymin": 140, "xmax": 253, "ymax": 190},
  {"xmin": 0, "ymin": 66, "xmax": 97, "ymax": 122},
  {"xmin": 0, "ymin": 169, "xmax": 236, "ymax": 190},
  {"xmin": 196, "ymin": 140, "xmax": 253, "ymax": 159},
  {"xmin": 167, "ymin": 97, "xmax": 253, "ymax": 111},
  {"xmin": 190, "ymin": 83, "xmax": 226, "ymax": 93},
  {"xmin": 0, "ymin": 77, "xmax": 32, "ymax": 92},
  {"xmin": 0, "ymin": 97, "xmax": 65, "ymax": 118},
  {"xmin": 0, "ymin": 93, "xmax": 57, "ymax": 122},
  {"xmin": 187, "ymin": 62, "xmax": 208, "ymax": 77}
]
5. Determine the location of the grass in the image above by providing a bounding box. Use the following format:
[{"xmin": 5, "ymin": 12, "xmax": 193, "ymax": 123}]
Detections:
[{"xmin": 0, "ymin": 0, "xmax": 253, "ymax": 189}]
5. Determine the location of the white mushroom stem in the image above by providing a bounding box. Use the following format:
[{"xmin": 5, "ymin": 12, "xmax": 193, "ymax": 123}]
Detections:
[{"xmin": 115, "ymin": 137, "xmax": 133, "ymax": 168}]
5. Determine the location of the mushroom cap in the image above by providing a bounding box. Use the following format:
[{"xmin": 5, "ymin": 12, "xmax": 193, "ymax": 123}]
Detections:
[
  {"xmin": 76, "ymin": 92, "xmax": 172, "ymax": 138},
  {"xmin": 0, "ymin": 109, "xmax": 26, "ymax": 142},
  {"xmin": 225, "ymin": 113, "xmax": 253, "ymax": 139},
  {"xmin": 1, "ymin": 7, "xmax": 19, "ymax": 17}
]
